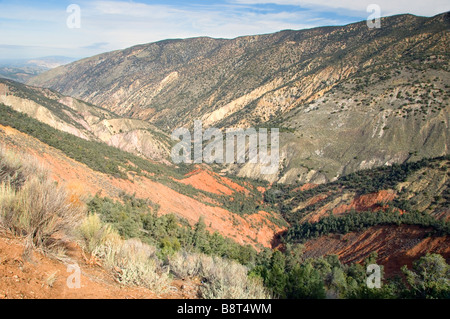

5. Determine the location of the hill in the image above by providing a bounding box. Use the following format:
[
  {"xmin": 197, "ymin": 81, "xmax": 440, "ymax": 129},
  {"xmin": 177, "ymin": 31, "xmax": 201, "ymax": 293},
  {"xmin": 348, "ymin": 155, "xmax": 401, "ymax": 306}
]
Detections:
[
  {"xmin": 0, "ymin": 105, "xmax": 284, "ymax": 249},
  {"xmin": 0, "ymin": 78, "xmax": 172, "ymax": 164},
  {"xmin": 0, "ymin": 13, "xmax": 448, "ymax": 299},
  {"xmin": 29, "ymin": 12, "xmax": 450, "ymax": 183}
]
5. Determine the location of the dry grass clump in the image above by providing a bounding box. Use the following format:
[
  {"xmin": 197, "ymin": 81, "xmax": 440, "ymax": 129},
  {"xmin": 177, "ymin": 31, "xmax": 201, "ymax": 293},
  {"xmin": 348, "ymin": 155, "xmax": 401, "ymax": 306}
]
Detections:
[
  {"xmin": 0, "ymin": 147, "xmax": 47, "ymax": 188},
  {"xmin": 101, "ymin": 239, "xmax": 171, "ymax": 294},
  {"xmin": 77, "ymin": 215, "xmax": 171, "ymax": 294},
  {"xmin": 77, "ymin": 213, "xmax": 119, "ymax": 258},
  {"xmin": 0, "ymin": 147, "xmax": 85, "ymax": 257},
  {"xmin": 169, "ymin": 251, "xmax": 268, "ymax": 299}
]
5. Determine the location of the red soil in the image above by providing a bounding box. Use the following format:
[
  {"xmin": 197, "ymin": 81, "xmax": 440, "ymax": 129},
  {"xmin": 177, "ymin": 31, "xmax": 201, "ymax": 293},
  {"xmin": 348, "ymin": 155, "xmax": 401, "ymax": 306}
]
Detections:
[
  {"xmin": 176, "ymin": 167, "xmax": 236, "ymax": 195},
  {"xmin": 177, "ymin": 166, "xmax": 248, "ymax": 195},
  {"xmin": 332, "ymin": 190, "xmax": 397, "ymax": 215},
  {"xmin": 292, "ymin": 183, "xmax": 318, "ymax": 192},
  {"xmin": 303, "ymin": 225, "xmax": 450, "ymax": 277},
  {"xmin": 0, "ymin": 236, "xmax": 196, "ymax": 299},
  {"xmin": 304, "ymin": 190, "xmax": 398, "ymax": 223}
]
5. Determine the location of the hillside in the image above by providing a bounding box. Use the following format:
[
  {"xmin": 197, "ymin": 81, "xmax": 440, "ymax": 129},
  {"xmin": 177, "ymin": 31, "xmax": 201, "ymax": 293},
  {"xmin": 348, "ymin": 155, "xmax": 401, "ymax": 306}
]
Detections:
[
  {"xmin": 0, "ymin": 78, "xmax": 172, "ymax": 164},
  {"xmin": 0, "ymin": 236, "xmax": 196, "ymax": 299},
  {"xmin": 1, "ymin": 104, "xmax": 448, "ymax": 275},
  {"xmin": 0, "ymin": 105, "xmax": 449, "ymax": 297},
  {"xmin": 29, "ymin": 12, "xmax": 450, "ymax": 183},
  {"xmin": 302, "ymin": 225, "xmax": 450, "ymax": 277},
  {"xmin": 263, "ymin": 155, "xmax": 450, "ymax": 276},
  {"xmin": 0, "ymin": 107, "xmax": 284, "ymax": 250},
  {"xmin": 1, "ymin": 12, "xmax": 449, "ymax": 299},
  {"xmin": 266, "ymin": 156, "xmax": 450, "ymax": 225}
]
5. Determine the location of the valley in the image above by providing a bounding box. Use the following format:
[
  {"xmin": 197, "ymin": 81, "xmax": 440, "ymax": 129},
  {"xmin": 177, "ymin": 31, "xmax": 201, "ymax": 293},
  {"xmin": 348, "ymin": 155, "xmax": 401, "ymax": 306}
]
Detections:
[{"xmin": 0, "ymin": 11, "xmax": 449, "ymax": 299}]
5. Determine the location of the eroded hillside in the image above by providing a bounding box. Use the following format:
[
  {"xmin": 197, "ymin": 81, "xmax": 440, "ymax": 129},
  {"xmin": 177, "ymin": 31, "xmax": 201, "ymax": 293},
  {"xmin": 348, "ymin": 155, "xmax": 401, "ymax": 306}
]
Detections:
[
  {"xmin": 28, "ymin": 13, "xmax": 450, "ymax": 183},
  {"xmin": 0, "ymin": 119, "xmax": 284, "ymax": 249}
]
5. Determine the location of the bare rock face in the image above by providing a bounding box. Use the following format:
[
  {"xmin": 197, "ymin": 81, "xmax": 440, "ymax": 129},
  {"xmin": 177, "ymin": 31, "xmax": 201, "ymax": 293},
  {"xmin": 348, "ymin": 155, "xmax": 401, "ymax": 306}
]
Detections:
[{"xmin": 28, "ymin": 13, "xmax": 450, "ymax": 183}]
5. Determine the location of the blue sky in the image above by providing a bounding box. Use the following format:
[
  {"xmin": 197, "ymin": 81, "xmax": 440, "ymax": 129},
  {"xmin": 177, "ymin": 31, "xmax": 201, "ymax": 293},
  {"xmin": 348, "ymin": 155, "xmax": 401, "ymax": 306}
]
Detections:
[{"xmin": 0, "ymin": 0, "xmax": 449, "ymax": 60}]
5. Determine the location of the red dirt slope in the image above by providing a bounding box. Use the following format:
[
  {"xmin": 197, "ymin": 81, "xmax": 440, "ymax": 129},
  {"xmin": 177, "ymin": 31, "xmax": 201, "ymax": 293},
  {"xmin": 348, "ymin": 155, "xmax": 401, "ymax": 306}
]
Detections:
[
  {"xmin": 303, "ymin": 225, "xmax": 450, "ymax": 277},
  {"xmin": 177, "ymin": 167, "xmax": 247, "ymax": 195}
]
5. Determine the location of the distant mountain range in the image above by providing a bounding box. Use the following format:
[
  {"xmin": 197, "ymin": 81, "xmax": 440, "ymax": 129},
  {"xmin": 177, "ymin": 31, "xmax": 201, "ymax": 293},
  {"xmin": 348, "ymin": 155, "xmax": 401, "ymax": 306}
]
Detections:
[{"xmin": 0, "ymin": 56, "xmax": 75, "ymax": 83}]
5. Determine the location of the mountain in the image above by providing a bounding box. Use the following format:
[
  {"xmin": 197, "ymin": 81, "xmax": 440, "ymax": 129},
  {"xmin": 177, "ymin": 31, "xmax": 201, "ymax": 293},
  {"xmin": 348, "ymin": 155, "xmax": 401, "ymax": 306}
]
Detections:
[
  {"xmin": 0, "ymin": 78, "xmax": 172, "ymax": 164},
  {"xmin": 1, "ymin": 98, "xmax": 448, "ymax": 279},
  {"xmin": 0, "ymin": 96, "xmax": 285, "ymax": 249},
  {"xmin": 1, "ymin": 13, "xmax": 449, "ymax": 299},
  {"xmin": 24, "ymin": 56, "xmax": 76, "ymax": 69},
  {"xmin": 28, "ymin": 13, "xmax": 450, "ymax": 184},
  {"xmin": 0, "ymin": 56, "xmax": 75, "ymax": 83}
]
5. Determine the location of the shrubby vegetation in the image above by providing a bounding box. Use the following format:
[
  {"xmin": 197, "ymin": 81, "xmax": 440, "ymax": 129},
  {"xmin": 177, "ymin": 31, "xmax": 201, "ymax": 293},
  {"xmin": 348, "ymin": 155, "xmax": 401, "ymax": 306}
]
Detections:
[
  {"xmin": 402, "ymin": 253, "xmax": 450, "ymax": 299},
  {"xmin": 285, "ymin": 210, "xmax": 450, "ymax": 244},
  {"xmin": 86, "ymin": 190, "xmax": 448, "ymax": 300},
  {"xmin": 0, "ymin": 103, "xmax": 165, "ymax": 179},
  {"xmin": 0, "ymin": 147, "xmax": 267, "ymax": 298},
  {"xmin": 0, "ymin": 144, "xmax": 448, "ymax": 299},
  {"xmin": 265, "ymin": 155, "xmax": 450, "ymax": 224},
  {"xmin": 0, "ymin": 147, "xmax": 85, "ymax": 258},
  {"xmin": 169, "ymin": 251, "xmax": 268, "ymax": 299},
  {"xmin": 86, "ymin": 194, "xmax": 258, "ymax": 265},
  {"xmin": 250, "ymin": 247, "xmax": 450, "ymax": 299}
]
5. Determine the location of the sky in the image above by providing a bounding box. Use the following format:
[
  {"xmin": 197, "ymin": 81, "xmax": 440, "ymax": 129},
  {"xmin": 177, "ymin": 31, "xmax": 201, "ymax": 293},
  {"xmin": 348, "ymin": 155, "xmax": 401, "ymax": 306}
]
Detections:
[{"xmin": 0, "ymin": 0, "xmax": 449, "ymax": 60}]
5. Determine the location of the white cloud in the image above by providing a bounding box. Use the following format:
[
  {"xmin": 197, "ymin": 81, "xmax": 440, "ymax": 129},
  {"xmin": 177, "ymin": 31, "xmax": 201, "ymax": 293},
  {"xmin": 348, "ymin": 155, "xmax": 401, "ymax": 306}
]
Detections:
[{"xmin": 232, "ymin": 0, "xmax": 450, "ymax": 17}]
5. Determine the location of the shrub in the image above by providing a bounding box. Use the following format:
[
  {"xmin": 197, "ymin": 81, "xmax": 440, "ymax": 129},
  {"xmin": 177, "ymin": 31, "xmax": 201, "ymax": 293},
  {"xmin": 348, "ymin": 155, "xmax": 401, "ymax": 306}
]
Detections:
[
  {"xmin": 0, "ymin": 147, "xmax": 47, "ymax": 188},
  {"xmin": 402, "ymin": 253, "xmax": 450, "ymax": 299},
  {"xmin": 98, "ymin": 238, "xmax": 171, "ymax": 294},
  {"xmin": 0, "ymin": 177, "xmax": 85, "ymax": 256},
  {"xmin": 77, "ymin": 214, "xmax": 120, "ymax": 257},
  {"xmin": 168, "ymin": 251, "xmax": 268, "ymax": 299},
  {"xmin": 0, "ymin": 147, "xmax": 86, "ymax": 257}
]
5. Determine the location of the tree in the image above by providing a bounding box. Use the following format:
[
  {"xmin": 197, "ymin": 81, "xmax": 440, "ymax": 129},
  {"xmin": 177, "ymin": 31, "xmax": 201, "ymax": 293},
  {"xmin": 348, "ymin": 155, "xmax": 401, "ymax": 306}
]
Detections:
[
  {"xmin": 284, "ymin": 243, "xmax": 305, "ymax": 272},
  {"xmin": 193, "ymin": 216, "xmax": 209, "ymax": 253},
  {"xmin": 287, "ymin": 263, "xmax": 326, "ymax": 299},
  {"xmin": 265, "ymin": 250, "xmax": 288, "ymax": 298},
  {"xmin": 402, "ymin": 253, "xmax": 450, "ymax": 299}
]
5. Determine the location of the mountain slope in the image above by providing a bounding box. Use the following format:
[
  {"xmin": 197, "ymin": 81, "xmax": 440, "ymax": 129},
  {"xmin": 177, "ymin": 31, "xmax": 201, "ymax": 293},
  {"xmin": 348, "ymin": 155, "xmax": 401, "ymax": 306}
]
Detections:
[
  {"xmin": 0, "ymin": 99, "xmax": 448, "ymax": 278},
  {"xmin": 302, "ymin": 225, "xmax": 450, "ymax": 277},
  {"xmin": 28, "ymin": 13, "xmax": 450, "ymax": 184},
  {"xmin": 0, "ymin": 78, "xmax": 172, "ymax": 164},
  {"xmin": 0, "ymin": 108, "xmax": 284, "ymax": 249},
  {"xmin": 266, "ymin": 155, "xmax": 450, "ymax": 227}
]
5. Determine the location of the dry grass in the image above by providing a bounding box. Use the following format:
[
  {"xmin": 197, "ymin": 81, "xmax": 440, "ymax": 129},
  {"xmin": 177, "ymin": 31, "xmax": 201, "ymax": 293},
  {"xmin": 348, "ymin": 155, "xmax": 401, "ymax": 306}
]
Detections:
[
  {"xmin": 0, "ymin": 147, "xmax": 48, "ymax": 188},
  {"xmin": 0, "ymin": 147, "xmax": 85, "ymax": 257},
  {"xmin": 97, "ymin": 238, "xmax": 171, "ymax": 294},
  {"xmin": 77, "ymin": 214, "xmax": 119, "ymax": 257},
  {"xmin": 76, "ymin": 214, "xmax": 171, "ymax": 294},
  {"xmin": 169, "ymin": 251, "xmax": 268, "ymax": 299}
]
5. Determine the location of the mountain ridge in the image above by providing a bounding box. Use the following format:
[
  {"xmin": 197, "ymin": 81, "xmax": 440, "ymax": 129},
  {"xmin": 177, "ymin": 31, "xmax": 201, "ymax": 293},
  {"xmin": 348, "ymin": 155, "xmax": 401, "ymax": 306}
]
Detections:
[{"xmin": 28, "ymin": 12, "xmax": 450, "ymax": 184}]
